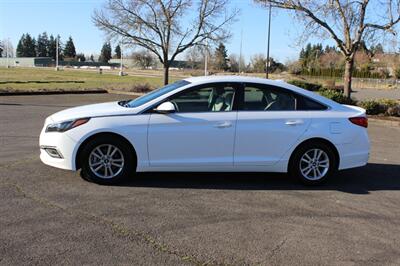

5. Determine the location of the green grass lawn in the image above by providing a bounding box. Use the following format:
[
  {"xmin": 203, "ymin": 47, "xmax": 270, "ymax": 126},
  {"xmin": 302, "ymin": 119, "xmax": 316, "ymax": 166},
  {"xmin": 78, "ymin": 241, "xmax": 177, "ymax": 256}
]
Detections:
[{"xmin": 0, "ymin": 67, "xmax": 180, "ymax": 93}]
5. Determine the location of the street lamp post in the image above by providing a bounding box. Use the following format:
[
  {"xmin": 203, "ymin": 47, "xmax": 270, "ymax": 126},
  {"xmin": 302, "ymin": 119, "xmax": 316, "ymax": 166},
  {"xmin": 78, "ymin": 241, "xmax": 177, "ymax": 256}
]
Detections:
[
  {"xmin": 266, "ymin": 3, "xmax": 272, "ymax": 79},
  {"xmin": 6, "ymin": 38, "xmax": 10, "ymax": 68},
  {"xmin": 204, "ymin": 40, "xmax": 208, "ymax": 76},
  {"xmin": 55, "ymin": 36, "xmax": 59, "ymax": 71},
  {"xmin": 119, "ymin": 43, "xmax": 124, "ymax": 76},
  {"xmin": 239, "ymin": 29, "xmax": 243, "ymax": 73}
]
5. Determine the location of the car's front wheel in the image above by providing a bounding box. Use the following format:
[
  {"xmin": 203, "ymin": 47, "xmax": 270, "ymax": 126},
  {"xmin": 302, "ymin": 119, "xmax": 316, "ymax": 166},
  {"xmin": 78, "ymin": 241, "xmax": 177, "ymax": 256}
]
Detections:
[
  {"xmin": 80, "ymin": 136, "xmax": 134, "ymax": 185},
  {"xmin": 289, "ymin": 141, "xmax": 336, "ymax": 185}
]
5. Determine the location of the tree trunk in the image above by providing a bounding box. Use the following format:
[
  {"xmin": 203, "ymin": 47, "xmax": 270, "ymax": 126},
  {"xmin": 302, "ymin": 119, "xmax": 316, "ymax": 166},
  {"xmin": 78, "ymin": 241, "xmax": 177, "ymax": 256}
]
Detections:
[
  {"xmin": 163, "ymin": 63, "xmax": 169, "ymax": 85},
  {"xmin": 343, "ymin": 58, "xmax": 354, "ymax": 99}
]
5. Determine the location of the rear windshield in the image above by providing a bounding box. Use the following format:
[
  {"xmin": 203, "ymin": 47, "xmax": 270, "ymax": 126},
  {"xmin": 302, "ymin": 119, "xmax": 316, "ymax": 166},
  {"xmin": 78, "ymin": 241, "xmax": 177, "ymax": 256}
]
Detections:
[{"xmin": 126, "ymin": 80, "xmax": 191, "ymax": 108}]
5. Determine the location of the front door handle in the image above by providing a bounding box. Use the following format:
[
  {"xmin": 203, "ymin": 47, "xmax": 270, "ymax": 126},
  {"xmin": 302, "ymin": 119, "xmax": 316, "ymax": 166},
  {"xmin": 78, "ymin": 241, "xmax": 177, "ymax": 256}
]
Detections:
[
  {"xmin": 285, "ymin": 120, "xmax": 304, "ymax": 126},
  {"xmin": 215, "ymin": 121, "xmax": 232, "ymax": 128}
]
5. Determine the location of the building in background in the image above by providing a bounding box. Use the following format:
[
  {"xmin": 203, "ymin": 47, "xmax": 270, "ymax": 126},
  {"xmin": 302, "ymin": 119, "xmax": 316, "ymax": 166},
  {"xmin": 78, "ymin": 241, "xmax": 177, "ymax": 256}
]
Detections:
[{"xmin": 0, "ymin": 57, "xmax": 53, "ymax": 67}]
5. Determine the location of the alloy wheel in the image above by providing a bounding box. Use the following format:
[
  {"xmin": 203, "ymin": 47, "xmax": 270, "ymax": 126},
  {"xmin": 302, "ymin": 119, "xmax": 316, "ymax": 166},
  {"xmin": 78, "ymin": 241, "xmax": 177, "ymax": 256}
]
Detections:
[
  {"xmin": 299, "ymin": 148, "xmax": 330, "ymax": 181},
  {"xmin": 89, "ymin": 144, "xmax": 125, "ymax": 179}
]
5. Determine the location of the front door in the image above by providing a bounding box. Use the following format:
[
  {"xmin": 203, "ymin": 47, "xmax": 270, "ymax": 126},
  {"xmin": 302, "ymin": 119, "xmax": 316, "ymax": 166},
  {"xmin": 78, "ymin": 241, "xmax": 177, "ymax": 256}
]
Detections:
[{"xmin": 148, "ymin": 83, "xmax": 238, "ymax": 168}]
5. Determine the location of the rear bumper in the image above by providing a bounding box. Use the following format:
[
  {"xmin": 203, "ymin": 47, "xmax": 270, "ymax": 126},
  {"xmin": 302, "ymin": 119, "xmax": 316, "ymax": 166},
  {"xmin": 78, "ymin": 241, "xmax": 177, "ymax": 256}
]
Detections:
[{"xmin": 336, "ymin": 130, "xmax": 370, "ymax": 170}]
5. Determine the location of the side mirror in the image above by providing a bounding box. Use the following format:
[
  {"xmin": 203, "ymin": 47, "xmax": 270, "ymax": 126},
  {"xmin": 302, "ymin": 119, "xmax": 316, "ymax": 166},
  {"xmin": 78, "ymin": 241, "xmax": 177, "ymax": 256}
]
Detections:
[{"xmin": 154, "ymin": 101, "xmax": 176, "ymax": 114}]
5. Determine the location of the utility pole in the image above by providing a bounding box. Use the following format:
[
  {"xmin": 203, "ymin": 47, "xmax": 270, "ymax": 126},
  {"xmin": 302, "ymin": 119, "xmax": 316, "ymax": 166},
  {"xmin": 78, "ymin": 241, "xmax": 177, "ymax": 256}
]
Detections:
[
  {"xmin": 204, "ymin": 40, "xmax": 208, "ymax": 76},
  {"xmin": 119, "ymin": 42, "xmax": 124, "ymax": 76},
  {"xmin": 239, "ymin": 29, "xmax": 243, "ymax": 73},
  {"xmin": 266, "ymin": 3, "xmax": 272, "ymax": 79},
  {"xmin": 6, "ymin": 38, "xmax": 10, "ymax": 68},
  {"xmin": 55, "ymin": 36, "xmax": 59, "ymax": 71}
]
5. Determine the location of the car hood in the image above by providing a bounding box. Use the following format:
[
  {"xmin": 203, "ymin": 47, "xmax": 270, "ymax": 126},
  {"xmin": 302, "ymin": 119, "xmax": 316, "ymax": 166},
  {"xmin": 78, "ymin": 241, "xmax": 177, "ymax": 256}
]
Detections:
[{"xmin": 48, "ymin": 101, "xmax": 137, "ymax": 122}]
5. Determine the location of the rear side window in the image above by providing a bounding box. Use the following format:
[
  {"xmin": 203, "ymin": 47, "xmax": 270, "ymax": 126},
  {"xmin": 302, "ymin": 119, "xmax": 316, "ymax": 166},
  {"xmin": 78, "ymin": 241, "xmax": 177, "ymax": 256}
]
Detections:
[
  {"xmin": 243, "ymin": 85, "xmax": 296, "ymax": 111},
  {"xmin": 297, "ymin": 96, "xmax": 327, "ymax": 110},
  {"xmin": 243, "ymin": 83, "xmax": 327, "ymax": 111}
]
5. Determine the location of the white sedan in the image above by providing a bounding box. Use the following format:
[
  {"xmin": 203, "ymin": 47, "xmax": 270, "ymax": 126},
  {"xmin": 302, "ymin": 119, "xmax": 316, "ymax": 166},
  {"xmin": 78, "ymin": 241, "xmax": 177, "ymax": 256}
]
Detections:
[{"xmin": 40, "ymin": 76, "xmax": 370, "ymax": 185}]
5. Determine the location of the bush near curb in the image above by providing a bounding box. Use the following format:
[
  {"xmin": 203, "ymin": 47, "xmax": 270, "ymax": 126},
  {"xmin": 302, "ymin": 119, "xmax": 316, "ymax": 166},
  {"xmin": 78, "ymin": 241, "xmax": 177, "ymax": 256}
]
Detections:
[
  {"xmin": 358, "ymin": 99, "xmax": 400, "ymax": 116},
  {"xmin": 358, "ymin": 100, "xmax": 385, "ymax": 115},
  {"xmin": 129, "ymin": 83, "xmax": 153, "ymax": 93},
  {"xmin": 317, "ymin": 88, "xmax": 357, "ymax": 105}
]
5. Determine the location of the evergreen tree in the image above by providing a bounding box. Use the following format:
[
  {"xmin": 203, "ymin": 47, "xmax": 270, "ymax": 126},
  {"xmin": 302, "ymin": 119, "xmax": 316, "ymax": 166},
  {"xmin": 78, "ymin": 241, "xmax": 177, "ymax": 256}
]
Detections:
[
  {"xmin": 25, "ymin": 34, "xmax": 36, "ymax": 57},
  {"xmin": 63, "ymin": 36, "xmax": 76, "ymax": 58},
  {"xmin": 371, "ymin": 43, "xmax": 384, "ymax": 54},
  {"xmin": 299, "ymin": 43, "xmax": 324, "ymax": 69},
  {"xmin": 90, "ymin": 54, "xmax": 94, "ymax": 62},
  {"xmin": 213, "ymin": 43, "xmax": 229, "ymax": 71},
  {"xmin": 36, "ymin": 32, "xmax": 49, "ymax": 57},
  {"xmin": 48, "ymin": 35, "xmax": 56, "ymax": 59},
  {"xmin": 16, "ymin": 34, "xmax": 25, "ymax": 57},
  {"xmin": 76, "ymin": 53, "xmax": 86, "ymax": 62},
  {"xmin": 48, "ymin": 35, "xmax": 63, "ymax": 60},
  {"xmin": 16, "ymin": 33, "xmax": 36, "ymax": 57},
  {"xmin": 0, "ymin": 41, "xmax": 3, "ymax": 57},
  {"xmin": 114, "ymin": 44, "xmax": 121, "ymax": 59},
  {"xmin": 99, "ymin": 42, "xmax": 112, "ymax": 63}
]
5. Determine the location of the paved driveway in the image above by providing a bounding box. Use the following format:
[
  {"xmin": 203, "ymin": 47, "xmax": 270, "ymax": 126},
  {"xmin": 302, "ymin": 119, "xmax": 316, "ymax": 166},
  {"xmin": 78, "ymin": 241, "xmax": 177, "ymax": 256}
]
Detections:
[
  {"xmin": 352, "ymin": 88, "xmax": 400, "ymax": 101},
  {"xmin": 1, "ymin": 94, "xmax": 400, "ymax": 265}
]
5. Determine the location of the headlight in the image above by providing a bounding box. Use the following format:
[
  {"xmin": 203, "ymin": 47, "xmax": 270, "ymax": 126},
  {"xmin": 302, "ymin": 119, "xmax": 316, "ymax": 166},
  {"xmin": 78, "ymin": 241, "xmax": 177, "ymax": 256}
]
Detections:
[{"xmin": 46, "ymin": 118, "xmax": 90, "ymax": 133}]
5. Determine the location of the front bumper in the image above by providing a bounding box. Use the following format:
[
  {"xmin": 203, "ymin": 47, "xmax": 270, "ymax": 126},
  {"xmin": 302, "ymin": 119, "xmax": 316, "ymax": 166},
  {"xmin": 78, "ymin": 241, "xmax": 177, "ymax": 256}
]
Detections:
[{"xmin": 39, "ymin": 126, "xmax": 79, "ymax": 171}]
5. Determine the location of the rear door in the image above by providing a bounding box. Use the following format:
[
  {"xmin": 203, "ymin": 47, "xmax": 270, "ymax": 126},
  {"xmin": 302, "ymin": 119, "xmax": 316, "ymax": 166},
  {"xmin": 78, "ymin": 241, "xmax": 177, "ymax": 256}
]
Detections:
[{"xmin": 234, "ymin": 83, "xmax": 315, "ymax": 166}]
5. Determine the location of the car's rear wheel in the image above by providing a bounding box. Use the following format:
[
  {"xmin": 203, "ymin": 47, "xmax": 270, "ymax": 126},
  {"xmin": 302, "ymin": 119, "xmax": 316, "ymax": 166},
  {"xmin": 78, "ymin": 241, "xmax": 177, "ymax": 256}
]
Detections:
[
  {"xmin": 80, "ymin": 136, "xmax": 134, "ymax": 185},
  {"xmin": 289, "ymin": 141, "xmax": 336, "ymax": 185}
]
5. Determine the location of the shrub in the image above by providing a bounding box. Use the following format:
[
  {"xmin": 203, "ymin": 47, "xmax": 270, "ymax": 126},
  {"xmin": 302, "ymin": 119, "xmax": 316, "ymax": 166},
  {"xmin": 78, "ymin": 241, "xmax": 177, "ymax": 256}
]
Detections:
[
  {"xmin": 287, "ymin": 61, "xmax": 302, "ymax": 75},
  {"xmin": 129, "ymin": 83, "xmax": 153, "ymax": 93},
  {"xmin": 394, "ymin": 67, "xmax": 400, "ymax": 79},
  {"xmin": 377, "ymin": 99, "xmax": 398, "ymax": 109},
  {"xmin": 358, "ymin": 99, "xmax": 400, "ymax": 116},
  {"xmin": 386, "ymin": 106, "xmax": 400, "ymax": 117},
  {"xmin": 323, "ymin": 80, "xmax": 336, "ymax": 90},
  {"xmin": 378, "ymin": 68, "xmax": 390, "ymax": 79},
  {"xmin": 358, "ymin": 100, "xmax": 384, "ymax": 115},
  {"xmin": 318, "ymin": 89, "xmax": 356, "ymax": 105},
  {"xmin": 287, "ymin": 80, "xmax": 322, "ymax": 91}
]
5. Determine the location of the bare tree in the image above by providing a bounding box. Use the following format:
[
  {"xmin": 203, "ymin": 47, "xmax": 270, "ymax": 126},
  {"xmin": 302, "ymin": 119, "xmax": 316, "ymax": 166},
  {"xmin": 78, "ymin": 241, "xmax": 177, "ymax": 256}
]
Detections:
[
  {"xmin": 185, "ymin": 45, "xmax": 205, "ymax": 69},
  {"xmin": 132, "ymin": 50, "xmax": 155, "ymax": 69},
  {"xmin": 257, "ymin": 0, "xmax": 400, "ymax": 98},
  {"xmin": 93, "ymin": 0, "xmax": 238, "ymax": 84},
  {"xmin": 1, "ymin": 39, "xmax": 15, "ymax": 58}
]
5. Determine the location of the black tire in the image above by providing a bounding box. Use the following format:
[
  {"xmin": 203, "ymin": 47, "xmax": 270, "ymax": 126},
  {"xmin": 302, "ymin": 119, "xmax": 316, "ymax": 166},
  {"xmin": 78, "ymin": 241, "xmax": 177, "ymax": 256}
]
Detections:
[
  {"xmin": 80, "ymin": 135, "xmax": 135, "ymax": 185},
  {"xmin": 289, "ymin": 141, "xmax": 337, "ymax": 185}
]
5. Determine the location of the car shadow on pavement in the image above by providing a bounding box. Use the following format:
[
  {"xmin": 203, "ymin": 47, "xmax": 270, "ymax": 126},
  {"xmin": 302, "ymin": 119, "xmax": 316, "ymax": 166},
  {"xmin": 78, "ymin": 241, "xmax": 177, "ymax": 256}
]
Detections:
[{"xmin": 116, "ymin": 163, "xmax": 400, "ymax": 195}]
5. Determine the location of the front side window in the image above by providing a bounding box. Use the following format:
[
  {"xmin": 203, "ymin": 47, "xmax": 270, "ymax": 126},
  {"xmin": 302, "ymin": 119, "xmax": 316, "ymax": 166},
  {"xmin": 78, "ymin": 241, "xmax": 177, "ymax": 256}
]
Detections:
[
  {"xmin": 126, "ymin": 80, "xmax": 190, "ymax": 108},
  {"xmin": 169, "ymin": 84, "xmax": 235, "ymax": 113},
  {"xmin": 244, "ymin": 85, "xmax": 296, "ymax": 111}
]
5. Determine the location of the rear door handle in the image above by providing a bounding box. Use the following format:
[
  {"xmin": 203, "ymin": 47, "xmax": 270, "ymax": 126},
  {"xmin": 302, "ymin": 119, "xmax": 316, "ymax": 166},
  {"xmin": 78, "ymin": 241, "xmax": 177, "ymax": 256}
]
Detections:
[
  {"xmin": 285, "ymin": 120, "xmax": 304, "ymax": 126},
  {"xmin": 215, "ymin": 121, "xmax": 232, "ymax": 128}
]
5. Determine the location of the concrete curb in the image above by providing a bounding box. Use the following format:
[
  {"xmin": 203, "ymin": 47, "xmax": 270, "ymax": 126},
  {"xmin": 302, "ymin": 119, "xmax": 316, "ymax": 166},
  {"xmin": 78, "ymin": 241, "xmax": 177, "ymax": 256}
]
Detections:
[
  {"xmin": 106, "ymin": 89, "xmax": 145, "ymax": 96},
  {"xmin": 0, "ymin": 89, "xmax": 108, "ymax": 96},
  {"xmin": 369, "ymin": 117, "xmax": 400, "ymax": 127}
]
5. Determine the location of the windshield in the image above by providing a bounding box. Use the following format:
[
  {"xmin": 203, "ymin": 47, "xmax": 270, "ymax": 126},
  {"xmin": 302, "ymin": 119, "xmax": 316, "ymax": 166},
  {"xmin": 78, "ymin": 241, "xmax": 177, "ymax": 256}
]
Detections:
[{"xmin": 126, "ymin": 80, "xmax": 191, "ymax": 108}]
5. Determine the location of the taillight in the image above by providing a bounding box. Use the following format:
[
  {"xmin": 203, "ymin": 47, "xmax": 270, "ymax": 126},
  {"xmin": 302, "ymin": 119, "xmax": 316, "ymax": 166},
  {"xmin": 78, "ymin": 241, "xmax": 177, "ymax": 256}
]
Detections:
[{"xmin": 349, "ymin": 117, "xmax": 368, "ymax": 128}]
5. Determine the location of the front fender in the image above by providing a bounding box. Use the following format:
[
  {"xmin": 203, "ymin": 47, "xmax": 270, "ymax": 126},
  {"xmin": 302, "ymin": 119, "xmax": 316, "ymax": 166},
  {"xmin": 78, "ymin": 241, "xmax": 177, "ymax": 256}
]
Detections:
[{"xmin": 65, "ymin": 115, "xmax": 151, "ymax": 170}]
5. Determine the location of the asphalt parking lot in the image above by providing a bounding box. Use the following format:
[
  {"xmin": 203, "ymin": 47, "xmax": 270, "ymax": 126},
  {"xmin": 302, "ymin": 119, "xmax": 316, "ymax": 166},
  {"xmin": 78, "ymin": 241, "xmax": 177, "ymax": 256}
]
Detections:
[{"xmin": 1, "ymin": 93, "xmax": 400, "ymax": 265}]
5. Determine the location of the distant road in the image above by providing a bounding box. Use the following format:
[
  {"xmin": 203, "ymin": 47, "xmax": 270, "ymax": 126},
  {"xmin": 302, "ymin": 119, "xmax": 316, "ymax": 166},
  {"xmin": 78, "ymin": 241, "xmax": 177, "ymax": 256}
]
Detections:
[{"xmin": 352, "ymin": 88, "xmax": 400, "ymax": 101}]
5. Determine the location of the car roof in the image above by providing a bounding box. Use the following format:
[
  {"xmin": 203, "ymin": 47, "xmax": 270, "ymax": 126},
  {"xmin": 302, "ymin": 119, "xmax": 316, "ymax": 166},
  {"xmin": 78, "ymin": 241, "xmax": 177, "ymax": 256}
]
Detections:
[{"xmin": 184, "ymin": 75, "xmax": 283, "ymax": 86}]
